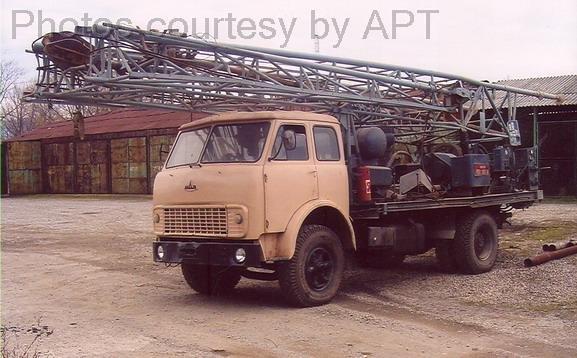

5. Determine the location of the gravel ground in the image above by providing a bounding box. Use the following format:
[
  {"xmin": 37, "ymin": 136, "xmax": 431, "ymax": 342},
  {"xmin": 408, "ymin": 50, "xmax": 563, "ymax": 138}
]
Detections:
[{"xmin": 2, "ymin": 196, "xmax": 576, "ymax": 357}]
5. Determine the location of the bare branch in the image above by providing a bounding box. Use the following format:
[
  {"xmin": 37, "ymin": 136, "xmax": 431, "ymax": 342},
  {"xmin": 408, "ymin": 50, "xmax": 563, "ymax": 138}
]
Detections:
[{"xmin": 0, "ymin": 59, "xmax": 24, "ymax": 107}]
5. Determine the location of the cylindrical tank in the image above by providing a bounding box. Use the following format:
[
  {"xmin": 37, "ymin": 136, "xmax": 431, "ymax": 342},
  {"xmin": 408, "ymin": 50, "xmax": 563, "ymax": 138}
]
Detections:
[{"xmin": 357, "ymin": 127, "xmax": 388, "ymax": 160}]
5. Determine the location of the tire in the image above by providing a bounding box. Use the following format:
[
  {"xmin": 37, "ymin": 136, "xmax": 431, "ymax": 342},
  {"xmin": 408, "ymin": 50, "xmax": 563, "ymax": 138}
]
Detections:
[
  {"xmin": 357, "ymin": 251, "xmax": 405, "ymax": 269},
  {"xmin": 278, "ymin": 225, "xmax": 345, "ymax": 307},
  {"xmin": 435, "ymin": 241, "xmax": 458, "ymax": 272},
  {"xmin": 453, "ymin": 210, "xmax": 498, "ymax": 274},
  {"xmin": 181, "ymin": 264, "xmax": 241, "ymax": 295}
]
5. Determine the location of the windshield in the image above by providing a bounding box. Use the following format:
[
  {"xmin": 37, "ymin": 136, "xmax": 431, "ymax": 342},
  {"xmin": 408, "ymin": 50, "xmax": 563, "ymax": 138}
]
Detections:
[
  {"xmin": 165, "ymin": 122, "xmax": 270, "ymax": 168},
  {"xmin": 202, "ymin": 122, "xmax": 270, "ymax": 163},
  {"xmin": 165, "ymin": 127, "xmax": 210, "ymax": 168}
]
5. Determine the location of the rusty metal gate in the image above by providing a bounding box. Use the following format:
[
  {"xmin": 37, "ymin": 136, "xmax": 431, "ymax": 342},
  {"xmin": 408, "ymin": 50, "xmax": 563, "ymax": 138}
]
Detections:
[
  {"xmin": 7, "ymin": 141, "xmax": 42, "ymax": 194},
  {"xmin": 111, "ymin": 137, "xmax": 148, "ymax": 194},
  {"xmin": 43, "ymin": 142, "xmax": 75, "ymax": 193},
  {"xmin": 7, "ymin": 131, "xmax": 179, "ymax": 195},
  {"xmin": 76, "ymin": 140, "xmax": 109, "ymax": 193}
]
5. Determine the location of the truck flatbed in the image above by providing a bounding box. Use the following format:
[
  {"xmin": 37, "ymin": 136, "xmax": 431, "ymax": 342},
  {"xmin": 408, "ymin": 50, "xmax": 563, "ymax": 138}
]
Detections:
[{"xmin": 352, "ymin": 190, "xmax": 542, "ymax": 218}]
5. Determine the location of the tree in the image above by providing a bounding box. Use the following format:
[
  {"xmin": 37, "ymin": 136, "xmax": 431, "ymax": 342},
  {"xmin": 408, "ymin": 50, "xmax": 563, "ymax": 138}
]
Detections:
[
  {"xmin": 0, "ymin": 58, "xmax": 111, "ymax": 139},
  {"xmin": 0, "ymin": 59, "xmax": 23, "ymax": 108},
  {"xmin": 1, "ymin": 82, "xmax": 62, "ymax": 138}
]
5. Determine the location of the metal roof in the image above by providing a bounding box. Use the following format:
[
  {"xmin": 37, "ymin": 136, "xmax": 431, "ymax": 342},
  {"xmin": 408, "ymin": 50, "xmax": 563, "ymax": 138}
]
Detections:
[
  {"xmin": 11, "ymin": 109, "xmax": 207, "ymax": 141},
  {"xmin": 488, "ymin": 75, "xmax": 577, "ymax": 108}
]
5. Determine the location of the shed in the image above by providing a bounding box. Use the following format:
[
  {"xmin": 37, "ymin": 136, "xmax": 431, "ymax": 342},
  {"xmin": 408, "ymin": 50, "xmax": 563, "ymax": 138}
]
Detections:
[
  {"xmin": 490, "ymin": 75, "xmax": 577, "ymax": 196},
  {"xmin": 2, "ymin": 109, "xmax": 206, "ymax": 195}
]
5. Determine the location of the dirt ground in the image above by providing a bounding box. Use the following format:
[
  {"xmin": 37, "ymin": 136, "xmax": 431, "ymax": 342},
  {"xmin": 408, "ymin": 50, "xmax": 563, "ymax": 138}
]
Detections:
[{"xmin": 2, "ymin": 196, "xmax": 577, "ymax": 357}]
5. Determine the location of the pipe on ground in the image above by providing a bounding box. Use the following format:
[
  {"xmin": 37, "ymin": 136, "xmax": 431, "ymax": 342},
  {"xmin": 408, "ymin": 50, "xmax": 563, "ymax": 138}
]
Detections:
[
  {"xmin": 542, "ymin": 239, "xmax": 576, "ymax": 252},
  {"xmin": 524, "ymin": 245, "xmax": 577, "ymax": 267}
]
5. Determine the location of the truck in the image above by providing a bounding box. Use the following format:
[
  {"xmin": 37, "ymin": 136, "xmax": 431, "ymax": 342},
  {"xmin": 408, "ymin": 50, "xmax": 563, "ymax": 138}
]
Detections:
[{"xmin": 26, "ymin": 23, "xmax": 560, "ymax": 306}]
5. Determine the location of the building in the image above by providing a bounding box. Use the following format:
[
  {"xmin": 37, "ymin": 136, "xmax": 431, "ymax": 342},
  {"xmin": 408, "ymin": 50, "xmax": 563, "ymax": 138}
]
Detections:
[
  {"xmin": 494, "ymin": 75, "xmax": 577, "ymax": 197},
  {"xmin": 2, "ymin": 109, "xmax": 205, "ymax": 195}
]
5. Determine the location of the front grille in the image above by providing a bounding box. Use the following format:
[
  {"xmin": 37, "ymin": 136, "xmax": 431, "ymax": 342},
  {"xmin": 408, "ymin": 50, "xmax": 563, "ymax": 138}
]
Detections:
[{"xmin": 163, "ymin": 207, "xmax": 227, "ymax": 236}]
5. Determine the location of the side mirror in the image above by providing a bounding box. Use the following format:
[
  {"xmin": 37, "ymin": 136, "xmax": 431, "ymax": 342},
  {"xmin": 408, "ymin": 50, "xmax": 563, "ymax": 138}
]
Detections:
[{"xmin": 282, "ymin": 130, "xmax": 297, "ymax": 151}]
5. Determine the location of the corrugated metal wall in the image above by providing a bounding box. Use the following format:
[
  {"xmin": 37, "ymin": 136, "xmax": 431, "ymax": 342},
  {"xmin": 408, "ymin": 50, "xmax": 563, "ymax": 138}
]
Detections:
[
  {"xmin": 44, "ymin": 142, "xmax": 75, "ymax": 193},
  {"xmin": 7, "ymin": 141, "xmax": 42, "ymax": 194},
  {"xmin": 7, "ymin": 133, "xmax": 176, "ymax": 195},
  {"xmin": 76, "ymin": 140, "xmax": 109, "ymax": 193},
  {"xmin": 111, "ymin": 137, "xmax": 148, "ymax": 194},
  {"xmin": 1, "ymin": 142, "xmax": 8, "ymax": 195}
]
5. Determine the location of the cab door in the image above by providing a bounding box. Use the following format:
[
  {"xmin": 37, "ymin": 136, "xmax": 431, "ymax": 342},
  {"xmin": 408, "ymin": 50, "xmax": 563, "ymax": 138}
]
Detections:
[
  {"xmin": 312, "ymin": 124, "xmax": 349, "ymax": 213},
  {"xmin": 264, "ymin": 123, "xmax": 318, "ymax": 232}
]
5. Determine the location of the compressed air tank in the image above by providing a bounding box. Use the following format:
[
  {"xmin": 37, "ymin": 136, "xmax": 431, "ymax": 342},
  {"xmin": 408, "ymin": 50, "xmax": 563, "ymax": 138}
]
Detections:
[{"xmin": 356, "ymin": 127, "xmax": 389, "ymax": 160}]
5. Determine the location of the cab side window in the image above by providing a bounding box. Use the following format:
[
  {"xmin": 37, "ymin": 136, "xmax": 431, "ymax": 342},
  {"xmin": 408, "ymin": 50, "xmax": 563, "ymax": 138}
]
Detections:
[
  {"xmin": 271, "ymin": 125, "xmax": 308, "ymax": 161},
  {"xmin": 313, "ymin": 126, "xmax": 340, "ymax": 161}
]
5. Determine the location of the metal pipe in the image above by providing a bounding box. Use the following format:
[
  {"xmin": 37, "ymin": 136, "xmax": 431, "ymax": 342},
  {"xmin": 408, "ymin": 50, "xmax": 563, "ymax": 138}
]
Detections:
[
  {"xmin": 542, "ymin": 239, "xmax": 576, "ymax": 252},
  {"xmin": 524, "ymin": 244, "xmax": 577, "ymax": 267}
]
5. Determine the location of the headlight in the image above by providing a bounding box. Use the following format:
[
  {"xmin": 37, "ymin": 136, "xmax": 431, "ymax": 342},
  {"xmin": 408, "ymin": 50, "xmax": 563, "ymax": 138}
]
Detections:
[
  {"xmin": 157, "ymin": 245, "xmax": 165, "ymax": 260},
  {"xmin": 154, "ymin": 213, "xmax": 160, "ymax": 223},
  {"xmin": 233, "ymin": 214, "xmax": 243, "ymax": 224},
  {"xmin": 234, "ymin": 248, "xmax": 246, "ymax": 263}
]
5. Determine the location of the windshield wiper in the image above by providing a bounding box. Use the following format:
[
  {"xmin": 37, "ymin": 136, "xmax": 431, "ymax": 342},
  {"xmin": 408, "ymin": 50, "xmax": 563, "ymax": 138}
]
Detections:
[{"xmin": 189, "ymin": 162, "xmax": 202, "ymax": 168}]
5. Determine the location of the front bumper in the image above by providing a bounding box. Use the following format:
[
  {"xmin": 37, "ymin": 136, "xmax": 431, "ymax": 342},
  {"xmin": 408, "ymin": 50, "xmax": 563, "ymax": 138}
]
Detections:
[{"xmin": 153, "ymin": 239, "xmax": 263, "ymax": 266}]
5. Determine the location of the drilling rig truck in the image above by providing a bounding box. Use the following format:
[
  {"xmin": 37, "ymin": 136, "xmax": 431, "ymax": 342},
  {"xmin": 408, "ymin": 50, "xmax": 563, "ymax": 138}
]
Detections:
[{"xmin": 26, "ymin": 24, "xmax": 560, "ymax": 306}]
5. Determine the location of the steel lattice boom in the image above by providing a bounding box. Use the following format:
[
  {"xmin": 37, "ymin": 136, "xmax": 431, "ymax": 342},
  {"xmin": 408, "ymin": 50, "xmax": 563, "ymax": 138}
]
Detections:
[{"xmin": 26, "ymin": 23, "xmax": 561, "ymax": 146}]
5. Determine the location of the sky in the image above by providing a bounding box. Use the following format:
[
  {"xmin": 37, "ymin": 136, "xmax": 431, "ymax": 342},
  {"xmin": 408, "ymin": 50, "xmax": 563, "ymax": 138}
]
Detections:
[{"xmin": 1, "ymin": 0, "xmax": 576, "ymax": 83}]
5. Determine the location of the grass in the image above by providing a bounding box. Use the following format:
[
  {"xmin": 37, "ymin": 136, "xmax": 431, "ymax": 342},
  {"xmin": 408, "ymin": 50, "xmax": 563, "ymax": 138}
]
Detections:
[
  {"xmin": 1, "ymin": 319, "xmax": 52, "ymax": 358},
  {"xmin": 523, "ymin": 225, "xmax": 577, "ymax": 243},
  {"xmin": 542, "ymin": 196, "xmax": 577, "ymax": 204},
  {"xmin": 500, "ymin": 221, "xmax": 577, "ymax": 256}
]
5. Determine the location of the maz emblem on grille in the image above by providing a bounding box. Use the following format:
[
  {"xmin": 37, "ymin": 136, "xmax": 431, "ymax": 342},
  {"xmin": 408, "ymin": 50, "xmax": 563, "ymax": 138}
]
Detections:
[{"xmin": 184, "ymin": 181, "xmax": 197, "ymax": 192}]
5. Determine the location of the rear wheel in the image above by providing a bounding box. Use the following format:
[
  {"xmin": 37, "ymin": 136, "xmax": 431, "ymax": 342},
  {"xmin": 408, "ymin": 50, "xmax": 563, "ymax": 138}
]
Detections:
[
  {"xmin": 278, "ymin": 225, "xmax": 345, "ymax": 307},
  {"xmin": 454, "ymin": 211, "xmax": 498, "ymax": 274},
  {"xmin": 181, "ymin": 264, "xmax": 241, "ymax": 295}
]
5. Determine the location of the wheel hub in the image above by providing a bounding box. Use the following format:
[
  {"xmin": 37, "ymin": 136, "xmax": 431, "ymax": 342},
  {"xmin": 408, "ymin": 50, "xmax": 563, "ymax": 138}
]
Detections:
[
  {"xmin": 305, "ymin": 247, "xmax": 334, "ymax": 291},
  {"xmin": 474, "ymin": 226, "xmax": 494, "ymax": 261}
]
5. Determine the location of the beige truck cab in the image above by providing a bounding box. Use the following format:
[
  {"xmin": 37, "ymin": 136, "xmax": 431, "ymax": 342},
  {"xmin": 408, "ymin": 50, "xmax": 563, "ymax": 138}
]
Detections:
[{"xmin": 153, "ymin": 111, "xmax": 355, "ymax": 306}]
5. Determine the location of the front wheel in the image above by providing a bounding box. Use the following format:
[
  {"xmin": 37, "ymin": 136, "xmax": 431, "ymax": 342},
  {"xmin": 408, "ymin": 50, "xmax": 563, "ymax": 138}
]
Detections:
[
  {"xmin": 181, "ymin": 264, "xmax": 241, "ymax": 295},
  {"xmin": 278, "ymin": 225, "xmax": 345, "ymax": 307},
  {"xmin": 454, "ymin": 211, "xmax": 498, "ymax": 274}
]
